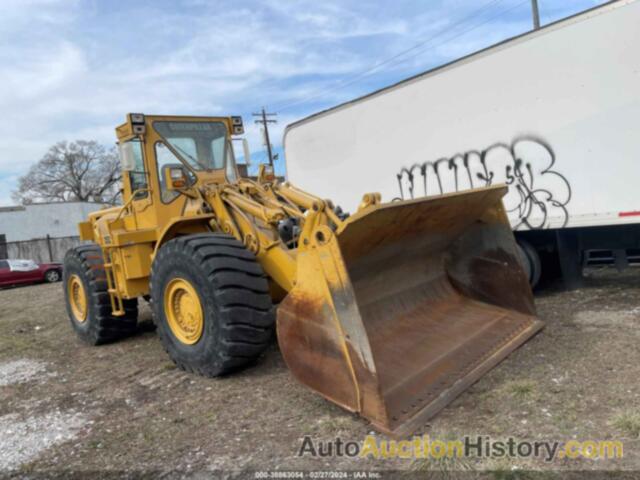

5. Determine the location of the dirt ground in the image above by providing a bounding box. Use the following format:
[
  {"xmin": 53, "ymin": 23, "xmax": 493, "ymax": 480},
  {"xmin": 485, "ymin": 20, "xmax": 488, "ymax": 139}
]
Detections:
[{"xmin": 1, "ymin": 268, "xmax": 639, "ymax": 478}]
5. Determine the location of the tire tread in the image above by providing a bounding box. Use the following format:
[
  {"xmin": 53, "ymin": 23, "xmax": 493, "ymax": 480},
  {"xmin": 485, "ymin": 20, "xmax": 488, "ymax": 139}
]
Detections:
[
  {"xmin": 64, "ymin": 244, "xmax": 138, "ymax": 345},
  {"xmin": 151, "ymin": 234, "xmax": 275, "ymax": 377}
]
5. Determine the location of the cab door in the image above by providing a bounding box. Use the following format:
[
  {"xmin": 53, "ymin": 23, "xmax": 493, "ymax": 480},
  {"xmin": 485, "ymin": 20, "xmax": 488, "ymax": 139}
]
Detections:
[
  {"xmin": 140, "ymin": 123, "xmax": 191, "ymax": 235},
  {"xmin": 120, "ymin": 138, "xmax": 156, "ymax": 230}
]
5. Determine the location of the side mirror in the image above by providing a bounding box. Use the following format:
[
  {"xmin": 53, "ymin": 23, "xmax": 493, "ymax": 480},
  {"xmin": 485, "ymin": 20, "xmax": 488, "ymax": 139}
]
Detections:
[
  {"xmin": 119, "ymin": 143, "xmax": 136, "ymax": 171},
  {"xmin": 162, "ymin": 164, "xmax": 190, "ymax": 191}
]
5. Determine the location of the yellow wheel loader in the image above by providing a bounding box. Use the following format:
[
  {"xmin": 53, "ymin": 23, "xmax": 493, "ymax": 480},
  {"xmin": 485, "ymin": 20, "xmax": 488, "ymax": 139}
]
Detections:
[{"xmin": 63, "ymin": 113, "xmax": 543, "ymax": 436}]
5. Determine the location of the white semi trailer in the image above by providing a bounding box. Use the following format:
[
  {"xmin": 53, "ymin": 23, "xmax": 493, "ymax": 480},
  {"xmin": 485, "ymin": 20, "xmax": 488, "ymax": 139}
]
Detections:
[{"xmin": 283, "ymin": 0, "xmax": 640, "ymax": 288}]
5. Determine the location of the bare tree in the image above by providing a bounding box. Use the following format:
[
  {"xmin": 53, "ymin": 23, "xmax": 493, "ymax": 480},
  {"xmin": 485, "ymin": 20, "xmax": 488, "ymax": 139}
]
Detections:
[{"xmin": 12, "ymin": 140, "xmax": 122, "ymax": 205}]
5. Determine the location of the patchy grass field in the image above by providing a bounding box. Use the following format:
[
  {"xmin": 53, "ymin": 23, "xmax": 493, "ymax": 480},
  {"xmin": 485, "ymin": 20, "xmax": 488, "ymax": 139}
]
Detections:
[{"xmin": 0, "ymin": 268, "xmax": 639, "ymax": 477}]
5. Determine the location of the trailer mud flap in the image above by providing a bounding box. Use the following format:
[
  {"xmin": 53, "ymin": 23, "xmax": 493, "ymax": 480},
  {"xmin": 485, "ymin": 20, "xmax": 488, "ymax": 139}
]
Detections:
[{"xmin": 277, "ymin": 185, "xmax": 543, "ymax": 437}]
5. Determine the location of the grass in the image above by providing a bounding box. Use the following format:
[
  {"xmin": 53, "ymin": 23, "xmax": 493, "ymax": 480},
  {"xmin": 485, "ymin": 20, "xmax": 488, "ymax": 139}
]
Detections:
[
  {"xmin": 504, "ymin": 380, "xmax": 537, "ymax": 400},
  {"xmin": 87, "ymin": 439, "xmax": 103, "ymax": 449},
  {"xmin": 481, "ymin": 380, "xmax": 538, "ymax": 404},
  {"xmin": 0, "ymin": 332, "xmax": 34, "ymax": 355},
  {"xmin": 612, "ymin": 411, "xmax": 640, "ymax": 438},
  {"xmin": 489, "ymin": 467, "xmax": 526, "ymax": 480},
  {"xmin": 483, "ymin": 459, "xmax": 545, "ymax": 480},
  {"xmin": 553, "ymin": 409, "xmax": 578, "ymax": 436},
  {"xmin": 316, "ymin": 414, "xmax": 354, "ymax": 433},
  {"xmin": 204, "ymin": 411, "xmax": 218, "ymax": 422},
  {"xmin": 411, "ymin": 455, "xmax": 476, "ymax": 478}
]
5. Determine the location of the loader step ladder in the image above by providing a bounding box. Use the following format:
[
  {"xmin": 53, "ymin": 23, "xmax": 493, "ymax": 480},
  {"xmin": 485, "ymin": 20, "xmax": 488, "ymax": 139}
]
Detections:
[{"xmin": 102, "ymin": 247, "xmax": 125, "ymax": 316}]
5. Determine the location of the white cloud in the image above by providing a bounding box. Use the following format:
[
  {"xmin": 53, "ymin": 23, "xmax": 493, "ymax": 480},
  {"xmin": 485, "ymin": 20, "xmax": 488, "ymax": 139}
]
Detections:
[
  {"xmin": 0, "ymin": 0, "xmax": 606, "ymax": 205},
  {"xmin": 0, "ymin": 0, "xmax": 79, "ymax": 29}
]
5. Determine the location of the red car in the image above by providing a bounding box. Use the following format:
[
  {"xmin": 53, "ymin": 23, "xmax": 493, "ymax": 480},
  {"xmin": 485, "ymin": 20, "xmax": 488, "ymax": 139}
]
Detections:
[{"xmin": 0, "ymin": 259, "xmax": 62, "ymax": 287}]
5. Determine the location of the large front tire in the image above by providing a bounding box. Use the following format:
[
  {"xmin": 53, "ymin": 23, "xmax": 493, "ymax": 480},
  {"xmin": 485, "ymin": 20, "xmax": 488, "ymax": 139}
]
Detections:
[
  {"xmin": 150, "ymin": 234, "xmax": 275, "ymax": 376},
  {"xmin": 63, "ymin": 244, "xmax": 138, "ymax": 345}
]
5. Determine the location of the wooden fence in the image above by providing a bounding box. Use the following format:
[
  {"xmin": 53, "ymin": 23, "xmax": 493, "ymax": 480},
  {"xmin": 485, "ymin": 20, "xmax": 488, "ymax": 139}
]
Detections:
[{"xmin": 0, "ymin": 235, "xmax": 84, "ymax": 264}]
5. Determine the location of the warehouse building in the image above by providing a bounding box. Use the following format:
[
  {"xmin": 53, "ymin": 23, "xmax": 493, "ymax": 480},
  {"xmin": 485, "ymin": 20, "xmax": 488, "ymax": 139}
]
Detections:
[
  {"xmin": 0, "ymin": 202, "xmax": 103, "ymax": 262},
  {"xmin": 0, "ymin": 202, "xmax": 102, "ymax": 243}
]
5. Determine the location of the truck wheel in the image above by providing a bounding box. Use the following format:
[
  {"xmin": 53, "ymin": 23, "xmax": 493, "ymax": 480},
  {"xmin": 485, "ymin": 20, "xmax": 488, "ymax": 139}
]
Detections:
[
  {"xmin": 150, "ymin": 233, "xmax": 274, "ymax": 376},
  {"xmin": 63, "ymin": 244, "xmax": 138, "ymax": 345},
  {"xmin": 517, "ymin": 239, "xmax": 542, "ymax": 289}
]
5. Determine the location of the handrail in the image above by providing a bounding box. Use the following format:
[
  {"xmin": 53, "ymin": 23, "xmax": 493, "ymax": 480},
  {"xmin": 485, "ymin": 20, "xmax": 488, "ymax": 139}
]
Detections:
[{"xmin": 113, "ymin": 188, "xmax": 151, "ymax": 231}]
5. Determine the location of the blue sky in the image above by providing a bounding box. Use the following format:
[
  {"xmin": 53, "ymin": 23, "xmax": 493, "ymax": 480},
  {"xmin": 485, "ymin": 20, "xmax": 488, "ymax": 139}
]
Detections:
[{"xmin": 0, "ymin": 0, "xmax": 605, "ymax": 205}]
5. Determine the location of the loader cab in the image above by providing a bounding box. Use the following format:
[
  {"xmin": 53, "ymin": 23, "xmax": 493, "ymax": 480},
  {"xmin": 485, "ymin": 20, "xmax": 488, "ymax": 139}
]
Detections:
[{"xmin": 115, "ymin": 113, "xmax": 249, "ymax": 231}]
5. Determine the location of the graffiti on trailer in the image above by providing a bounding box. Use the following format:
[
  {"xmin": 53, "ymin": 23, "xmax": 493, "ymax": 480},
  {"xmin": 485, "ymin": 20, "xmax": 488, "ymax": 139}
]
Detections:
[{"xmin": 395, "ymin": 136, "xmax": 572, "ymax": 229}]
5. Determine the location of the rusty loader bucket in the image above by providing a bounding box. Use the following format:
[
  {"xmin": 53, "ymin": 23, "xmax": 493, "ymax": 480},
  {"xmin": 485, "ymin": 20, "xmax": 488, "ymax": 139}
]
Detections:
[{"xmin": 277, "ymin": 185, "xmax": 543, "ymax": 436}]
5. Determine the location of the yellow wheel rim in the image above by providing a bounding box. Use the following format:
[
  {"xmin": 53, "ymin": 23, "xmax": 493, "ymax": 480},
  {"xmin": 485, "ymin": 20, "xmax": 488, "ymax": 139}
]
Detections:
[
  {"xmin": 164, "ymin": 278, "xmax": 204, "ymax": 345},
  {"xmin": 68, "ymin": 274, "xmax": 88, "ymax": 323}
]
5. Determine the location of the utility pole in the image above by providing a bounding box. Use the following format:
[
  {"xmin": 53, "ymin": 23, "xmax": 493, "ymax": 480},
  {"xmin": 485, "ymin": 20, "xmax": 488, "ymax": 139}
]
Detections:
[
  {"xmin": 531, "ymin": 0, "xmax": 541, "ymax": 30},
  {"xmin": 252, "ymin": 108, "xmax": 277, "ymax": 167}
]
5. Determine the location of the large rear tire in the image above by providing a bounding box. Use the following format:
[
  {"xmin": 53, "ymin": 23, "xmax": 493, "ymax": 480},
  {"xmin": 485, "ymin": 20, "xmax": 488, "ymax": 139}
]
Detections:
[
  {"xmin": 150, "ymin": 234, "xmax": 275, "ymax": 376},
  {"xmin": 63, "ymin": 244, "xmax": 138, "ymax": 345}
]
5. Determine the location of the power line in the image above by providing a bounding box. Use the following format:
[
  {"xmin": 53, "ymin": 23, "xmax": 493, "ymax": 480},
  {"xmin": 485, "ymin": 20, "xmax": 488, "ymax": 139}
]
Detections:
[
  {"xmin": 252, "ymin": 107, "xmax": 277, "ymax": 167},
  {"xmin": 270, "ymin": 0, "xmax": 506, "ymax": 112},
  {"xmin": 367, "ymin": 0, "xmax": 530, "ymax": 75},
  {"xmin": 272, "ymin": 0, "xmax": 529, "ymax": 113}
]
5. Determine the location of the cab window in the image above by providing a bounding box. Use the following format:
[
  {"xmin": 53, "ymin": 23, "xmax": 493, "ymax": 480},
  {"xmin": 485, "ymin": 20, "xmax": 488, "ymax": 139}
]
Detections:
[
  {"xmin": 153, "ymin": 121, "xmax": 228, "ymax": 171},
  {"xmin": 155, "ymin": 143, "xmax": 183, "ymax": 203},
  {"xmin": 121, "ymin": 139, "xmax": 148, "ymax": 199}
]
